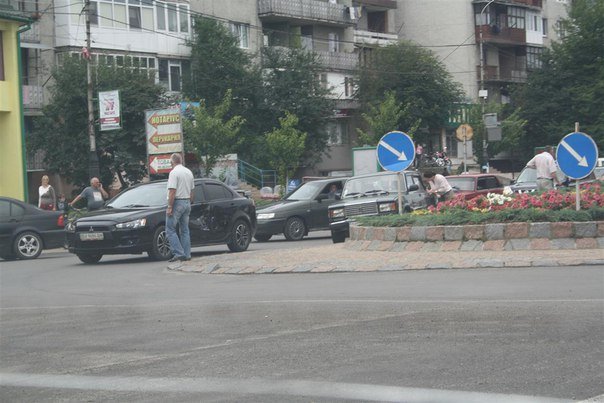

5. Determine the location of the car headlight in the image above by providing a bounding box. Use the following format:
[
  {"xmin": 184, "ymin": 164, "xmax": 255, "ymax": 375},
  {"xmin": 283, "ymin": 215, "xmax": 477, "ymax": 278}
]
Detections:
[
  {"xmin": 257, "ymin": 213, "xmax": 275, "ymax": 220},
  {"xmin": 65, "ymin": 221, "xmax": 76, "ymax": 232},
  {"xmin": 329, "ymin": 208, "xmax": 345, "ymax": 219},
  {"xmin": 115, "ymin": 218, "xmax": 147, "ymax": 229},
  {"xmin": 378, "ymin": 202, "xmax": 397, "ymax": 213}
]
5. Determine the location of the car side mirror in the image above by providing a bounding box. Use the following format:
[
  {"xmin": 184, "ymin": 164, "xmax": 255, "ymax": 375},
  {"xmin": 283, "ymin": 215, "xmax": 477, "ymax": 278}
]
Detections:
[
  {"xmin": 408, "ymin": 184, "xmax": 419, "ymax": 192},
  {"xmin": 316, "ymin": 194, "xmax": 328, "ymax": 202}
]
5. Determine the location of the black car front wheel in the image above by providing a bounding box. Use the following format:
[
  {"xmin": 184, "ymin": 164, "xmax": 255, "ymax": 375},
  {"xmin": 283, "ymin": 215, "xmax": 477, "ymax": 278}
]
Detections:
[
  {"xmin": 148, "ymin": 225, "xmax": 172, "ymax": 261},
  {"xmin": 254, "ymin": 234, "xmax": 272, "ymax": 242},
  {"xmin": 76, "ymin": 253, "xmax": 103, "ymax": 264},
  {"xmin": 284, "ymin": 217, "xmax": 306, "ymax": 241},
  {"xmin": 331, "ymin": 229, "xmax": 347, "ymax": 244},
  {"xmin": 13, "ymin": 231, "xmax": 43, "ymax": 259},
  {"xmin": 227, "ymin": 219, "xmax": 251, "ymax": 252}
]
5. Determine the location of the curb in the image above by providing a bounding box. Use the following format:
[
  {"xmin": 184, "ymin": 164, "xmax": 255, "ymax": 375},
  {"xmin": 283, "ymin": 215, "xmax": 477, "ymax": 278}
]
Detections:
[{"xmin": 167, "ymin": 244, "xmax": 604, "ymax": 275}]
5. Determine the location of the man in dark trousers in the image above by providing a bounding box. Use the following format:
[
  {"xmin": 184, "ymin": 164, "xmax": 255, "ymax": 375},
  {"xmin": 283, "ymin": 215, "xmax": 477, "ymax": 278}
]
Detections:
[{"xmin": 166, "ymin": 153, "xmax": 195, "ymax": 263}]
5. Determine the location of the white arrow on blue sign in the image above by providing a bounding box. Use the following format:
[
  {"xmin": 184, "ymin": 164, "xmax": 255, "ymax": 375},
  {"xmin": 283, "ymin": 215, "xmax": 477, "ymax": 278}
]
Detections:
[
  {"xmin": 556, "ymin": 132, "xmax": 599, "ymax": 180},
  {"xmin": 376, "ymin": 131, "xmax": 415, "ymax": 172}
]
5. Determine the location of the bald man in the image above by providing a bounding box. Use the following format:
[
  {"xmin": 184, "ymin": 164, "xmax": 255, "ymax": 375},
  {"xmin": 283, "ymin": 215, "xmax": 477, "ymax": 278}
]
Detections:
[{"xmin": 70, "ymin": 177, "xmax": 108, "ymax": 211}]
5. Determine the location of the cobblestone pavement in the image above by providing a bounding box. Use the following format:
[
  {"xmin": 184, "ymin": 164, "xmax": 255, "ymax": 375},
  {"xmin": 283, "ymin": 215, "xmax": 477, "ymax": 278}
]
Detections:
[{"xmin": 168, "ymin": 241, "xmax": 604, "ymax": 274}]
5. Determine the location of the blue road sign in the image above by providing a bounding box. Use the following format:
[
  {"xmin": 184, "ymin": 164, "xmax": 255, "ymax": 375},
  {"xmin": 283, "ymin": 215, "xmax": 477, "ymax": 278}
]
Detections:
[
  {"xmin": 556, "ymin": 132, "xmax": 599, "ymax": 180},
  {"xmin": 376, "ymin": 131, "xmax": 415, "ymax": 172}
]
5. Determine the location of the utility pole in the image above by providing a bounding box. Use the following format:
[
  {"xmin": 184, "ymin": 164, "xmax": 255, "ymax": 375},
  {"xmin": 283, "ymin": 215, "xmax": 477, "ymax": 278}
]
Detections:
[
  {"xmin": 479, "ymin": 0, "xmax": 495, "ymax": 173},
  {"xmin": 85, "ymin": 0, "xmax": 99, "ymax": 178}
]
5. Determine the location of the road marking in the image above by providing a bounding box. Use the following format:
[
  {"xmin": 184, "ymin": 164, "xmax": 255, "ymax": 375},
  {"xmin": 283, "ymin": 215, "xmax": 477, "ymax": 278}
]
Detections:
[
  {"xmin": 379, "ymin": 140, "xmax": 408, "ymax": 161},
  {"xmin": 560, "ymin": 139, "xmax": 588, "ymax": 167},
  {"xmin": 0, "ymin": 372, "xmax": 568, "ymax": 402},
  {"xmin": 1, "ymin": 299, "xmax": 602, "ymax": 310}
]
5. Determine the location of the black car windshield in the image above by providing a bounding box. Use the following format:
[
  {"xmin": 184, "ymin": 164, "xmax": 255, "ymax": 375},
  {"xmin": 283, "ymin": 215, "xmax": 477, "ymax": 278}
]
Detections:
[
  {"xmin": 285, "ymin": 181, "xmax": 323, "ymax": 201},
  {"xmin": 342, "ymin": 174, "xmax": 401, "ymax": 198},
  {"xmin": 447, "ymin": 177, "xmax": 475, "ymax": 191},
  {"xmin": 106, "ymin": 182, "xmax": 168, "ymax": 208}
]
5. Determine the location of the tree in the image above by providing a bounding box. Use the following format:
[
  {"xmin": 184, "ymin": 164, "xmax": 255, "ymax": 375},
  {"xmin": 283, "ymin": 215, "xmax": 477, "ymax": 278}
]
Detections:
[
  {"xmin": 356, "ymin": 91, "xmax": 421, "ymax": 146},
  {"xmin": 264, "ymin": 112, "xmax": 307, "ymax": 188},
  {"xmin": 357, "ymin": 41, "xmax": 463, "ymax": 141},
  {"xmin": 183, "ymin": 90, "xmax": 245, "ymax": 177},
  {"xmin": 250, "ymin": 47, "xmax": 334, "ymax": 167},
  {"xmin": 184, "ymin": 17, "xmax": 257, "ymax": 110},
  {"xmin": 28, "ymin": 56, "xmax": 164, "ymax": 189},
  {"xmin": 467, "ymin": 102, "xmax": 527, "ymax": 166},
  {"xmin": 514, "ymin": 0, "xmax": 604, "ymax": 160}
]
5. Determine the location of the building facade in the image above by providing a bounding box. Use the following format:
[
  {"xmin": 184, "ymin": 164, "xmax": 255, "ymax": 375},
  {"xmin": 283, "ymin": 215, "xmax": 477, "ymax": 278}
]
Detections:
[
  {"xmin": 0, "ymin": 2, "xmax": 31, "ymax": 200},
  {"xmin": 18, "ymin": 0, "xmax": 571, "ymax": 193}
]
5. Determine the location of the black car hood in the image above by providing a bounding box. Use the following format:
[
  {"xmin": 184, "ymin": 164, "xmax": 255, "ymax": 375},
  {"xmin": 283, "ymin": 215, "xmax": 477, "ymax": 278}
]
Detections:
[
  {"xmin": 257, "ymin": 199, "xmax": 308, "ymax": 213},
  {"xmin": 76, "ymin": 207, "xmax": 162, "ymax": 223}
]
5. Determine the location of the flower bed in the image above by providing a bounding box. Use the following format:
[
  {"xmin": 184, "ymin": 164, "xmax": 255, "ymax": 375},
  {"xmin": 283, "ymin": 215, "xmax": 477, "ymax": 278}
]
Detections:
[{"xmin": 357, "ymin": 181, "xmax": 604, "ymax": 227}]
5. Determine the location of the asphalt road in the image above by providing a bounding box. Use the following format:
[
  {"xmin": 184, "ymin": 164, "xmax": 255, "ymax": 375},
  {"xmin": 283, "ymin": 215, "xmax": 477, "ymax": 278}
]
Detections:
[{"xmin": 1, "ymin": 234, "xmax": 602, "ymax": 402}]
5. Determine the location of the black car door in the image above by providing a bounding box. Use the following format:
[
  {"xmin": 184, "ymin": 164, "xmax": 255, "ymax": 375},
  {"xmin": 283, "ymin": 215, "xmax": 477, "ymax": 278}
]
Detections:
[
  {"xmin": 309, "ymin": 181, "xmax": 343, "ymax": 229},
  {"xmin": 188, "ymin": 183, "xmax": 207, "ymax": 245},
  {"xmin": 0, "ymin": 200, "xmax": 17, "ymax": 250},
  {"xmin": 202, "ymin": 182, "xmax": 237, "ymax": 242}
]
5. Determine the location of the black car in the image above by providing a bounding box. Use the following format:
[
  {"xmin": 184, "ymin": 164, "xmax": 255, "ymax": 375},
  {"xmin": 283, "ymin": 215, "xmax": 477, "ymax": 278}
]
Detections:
[
  {"xmin": 66, "ymin": 179, "xmax": 256, "ymax": 263},
  {"xmin": 254, "ymin": 177, "xmax": 347, "ymax": 242},
  {"xmin": 0, "ymin": 197, "xmax": 65, "ymax": 260},
  {"xmin": 328, "ymin": 171, "xmax": 430, "ymax": 243}
]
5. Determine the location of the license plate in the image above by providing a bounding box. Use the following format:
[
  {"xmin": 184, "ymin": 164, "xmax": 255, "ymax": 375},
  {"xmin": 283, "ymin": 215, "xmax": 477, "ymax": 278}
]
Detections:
[{"xmin": 80, "ymin": 232, "xmax": 104, "ymax": 241}]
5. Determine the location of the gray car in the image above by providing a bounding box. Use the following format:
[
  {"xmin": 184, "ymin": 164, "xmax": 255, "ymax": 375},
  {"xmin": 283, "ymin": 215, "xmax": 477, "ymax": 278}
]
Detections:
[
  {"xmin": 255, "ymin": 178, "xmax": 347, "ymax": 241},
  {"xmin": 328, "ymin": 171, "xmax": 430, "ymax": 243}
]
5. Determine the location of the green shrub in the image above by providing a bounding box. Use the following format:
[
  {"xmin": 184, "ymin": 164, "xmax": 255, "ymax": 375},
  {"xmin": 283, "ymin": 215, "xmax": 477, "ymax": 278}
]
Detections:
[{"xmin": 356, "ymin": 207, "xmax": 603, "ymax": 227}]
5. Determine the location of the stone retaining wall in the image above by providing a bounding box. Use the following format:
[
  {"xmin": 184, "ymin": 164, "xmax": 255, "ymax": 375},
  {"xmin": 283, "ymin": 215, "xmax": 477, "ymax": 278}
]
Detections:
[{"xmin": 349, "ymin": 221, "xmax": 604, "ymax": 252}]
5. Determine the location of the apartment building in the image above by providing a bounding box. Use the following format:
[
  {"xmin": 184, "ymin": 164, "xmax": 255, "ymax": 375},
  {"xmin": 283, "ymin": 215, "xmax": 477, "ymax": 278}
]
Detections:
[{"xmin": 396, "ymin": 0, "xmax": 569, "ymax": 163}]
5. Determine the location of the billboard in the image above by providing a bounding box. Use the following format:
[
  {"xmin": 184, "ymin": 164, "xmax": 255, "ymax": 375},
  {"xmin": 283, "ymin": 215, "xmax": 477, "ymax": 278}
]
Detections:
[
  {"xmin": 99, "ymin": 90, "xmax": 121, "ymax": 131},
  {"xmin": 145, "ymin": 107, "xmax": 183, "ymax": 155}
]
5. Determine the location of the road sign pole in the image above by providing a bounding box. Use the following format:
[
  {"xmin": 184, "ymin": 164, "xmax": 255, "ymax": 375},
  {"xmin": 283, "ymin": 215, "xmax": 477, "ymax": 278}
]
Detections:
[
  {"xmin": 575, "ymin": 122, "xmax": 580, "ymax": 211},
  {"xmin": 397, "ymin": 172, "xmax": 403, "ymax": 216}
]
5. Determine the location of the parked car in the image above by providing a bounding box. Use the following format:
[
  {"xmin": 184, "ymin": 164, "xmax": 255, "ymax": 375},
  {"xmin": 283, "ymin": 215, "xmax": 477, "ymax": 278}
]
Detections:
[
  {"xmin": 0, "ymin": 197, "xmax": 65, "ymax": 260},
  {"xmin": 328, "ymin": 171, "xmax": 430, "ymax": 243},
  {"xmin": 66, "ymin": 179, "xmax": 256, "ymax": 263},
  {"xmin": 254, "ymin": 177, "xmax": 347, "ymax": 242},
  {"xmin": 446, "ymin": 174, "xmax": 505, "ymax": 199}
]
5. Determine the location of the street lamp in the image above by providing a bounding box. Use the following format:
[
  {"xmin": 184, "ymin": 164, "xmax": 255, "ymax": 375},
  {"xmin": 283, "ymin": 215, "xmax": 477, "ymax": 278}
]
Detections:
[{"xmin": 479, "ymin": 0, "xmax": 495, "ymax": 172}]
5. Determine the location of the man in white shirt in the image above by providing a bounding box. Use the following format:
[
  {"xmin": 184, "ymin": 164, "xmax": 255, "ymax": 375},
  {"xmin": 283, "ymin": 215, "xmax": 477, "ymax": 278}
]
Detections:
[
  {"xmin": 525, "ymin": 146, "xmax": 558, "ymax": 192},
  {"xmin": 423, "ymin": 172, "xmax": 454, "ymax": 202},
  {"xmin": 166, "ymin": 153, "xmax": 195, "ymax": 262}
]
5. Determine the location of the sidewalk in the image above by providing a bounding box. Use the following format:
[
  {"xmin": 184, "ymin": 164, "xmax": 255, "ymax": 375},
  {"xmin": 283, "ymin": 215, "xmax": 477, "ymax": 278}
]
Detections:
[{"xmin": 169, "ymin": 241, "xmax": 604, "ymax": 274}]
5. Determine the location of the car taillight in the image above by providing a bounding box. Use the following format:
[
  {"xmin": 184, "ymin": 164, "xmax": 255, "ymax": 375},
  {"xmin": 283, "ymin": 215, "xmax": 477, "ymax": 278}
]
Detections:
[{"xmin": 57, "ymin": 215, "xmax": 65, "ymax": 227}]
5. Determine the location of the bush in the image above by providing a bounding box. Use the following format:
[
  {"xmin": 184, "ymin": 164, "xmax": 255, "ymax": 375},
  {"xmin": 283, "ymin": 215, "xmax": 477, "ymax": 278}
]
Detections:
[{"xmin": 356, "ymin": 207, "xmax": 603, "ymax": 227}]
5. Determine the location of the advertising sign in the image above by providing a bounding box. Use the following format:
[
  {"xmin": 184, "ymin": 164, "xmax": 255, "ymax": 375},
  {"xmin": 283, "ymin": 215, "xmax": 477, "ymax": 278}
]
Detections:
[
  {"xmin": 99, "ymin": 90, "xmax": 121, "ymax": 131},
  {"xmin": 145, "ymin": 107, "xmax": 183, "ymax": 155},
  {"xmin": 148, "ymin": 154, "xmax": 174, "ymax": 175}
]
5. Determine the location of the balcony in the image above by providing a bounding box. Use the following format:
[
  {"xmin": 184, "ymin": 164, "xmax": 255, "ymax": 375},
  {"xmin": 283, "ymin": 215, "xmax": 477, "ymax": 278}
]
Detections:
[
  {"xmin": 476, "ymin": 24, "xmax": 526, "ymax": 46},
  {"xmin": 354, "ymin": 29, "xmax": 398, "ymax": 46},
  {"xmin": 258, "ymin": 0, "xmax": 353, "ymax": 26},
  {"xmin": 315, "ymin": 50, "xmax": 358, "ymax": 71},
  {"xmin": 19, "ymin": 23, "xmax": 40, "ymax": 43},
  {"xmin": 22, "ymin": 85, "xmax": 44, "ymax": 109},
  {"xmin": 478, "ymin": 65, "xmax": 528, "ymax": 83},
  {"xmin": 473, "ymin": 0, "xmax": 542, "ymax": 10}
]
